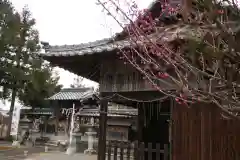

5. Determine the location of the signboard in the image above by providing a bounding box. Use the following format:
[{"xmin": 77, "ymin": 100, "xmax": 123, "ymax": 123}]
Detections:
[{"xmin": 10, "ymin": 105, "xmax": 21, "ymax": 136}]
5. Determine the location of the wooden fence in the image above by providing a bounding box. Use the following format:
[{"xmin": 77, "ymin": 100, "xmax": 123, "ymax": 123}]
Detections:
[{"xmin": 106, "ymin": 141, "xmax": 169, "ymax": 160}]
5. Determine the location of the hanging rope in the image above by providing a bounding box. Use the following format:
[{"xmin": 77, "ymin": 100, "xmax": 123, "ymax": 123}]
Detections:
[{"xmin": 100, "ymin": 93, "xmax": 169, "ymax": 102}]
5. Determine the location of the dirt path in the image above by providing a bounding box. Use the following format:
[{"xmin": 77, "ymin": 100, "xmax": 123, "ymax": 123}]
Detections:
[
  {"xmin": 26, "ymin": 152, "xmax": 97, "ymax": 160},
  {"xmin": 0, "ymin": 146, "xmax": 45, "ymax": 160}
]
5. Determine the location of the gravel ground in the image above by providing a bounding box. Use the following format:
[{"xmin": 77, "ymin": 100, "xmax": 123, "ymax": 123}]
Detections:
[
  {"xmin": 0, "ymin": 140, "xmax": 98, "ymax": 160},
  {"xmin": 25, "ymin": 152, "xmax": 97, "ymax": 160},
  {"xmin": 0, "ymin": 145, "xmax": 97, "ymax": 160},
  {"xmin": 0, "ymin": 146, "xmax": 45, "ymax": 160}
]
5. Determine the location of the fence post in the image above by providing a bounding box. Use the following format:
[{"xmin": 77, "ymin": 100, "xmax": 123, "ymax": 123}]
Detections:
[
  {"xmin": 148, "ymin": 143, "xmax": 152, "ymax": 160},
  {"xmin": 156, "ymin": 143, "xmax": 161, "ymax": 160},
  {"xmin": 126, "ymin": 142, "xmax": 131, "ymax": 160},
  {"xmin": 134, "ymin": 141, "xmax": 138, "ymax": 160},
  {"xmin": 113, "ymin": 141, "xmax": 118, "ymax": 160},
  {"xmin": 164, "ymin": 144, "xmax": 169, "ymax": 160},
  {"xmin": 120, "ymin": 141, "xmax": 124, "ymax": 160},
  {"xmin": 140, "ymin": 142, "xmax": 145, "ymax": 160},
  {"xmin": 107, "ymin": 141, "xmax": 111, "ymax": 160}
]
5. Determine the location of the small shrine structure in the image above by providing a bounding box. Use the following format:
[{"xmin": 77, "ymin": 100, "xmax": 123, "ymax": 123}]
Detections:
[{"xmin": 47, "ymin": 87, "xmax": 97, "ymax": 136}]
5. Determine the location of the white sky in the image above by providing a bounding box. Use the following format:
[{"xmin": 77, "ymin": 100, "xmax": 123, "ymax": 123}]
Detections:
[
  {"xmin": 0, "ymin": 0, "xmax": 152, "ymax": 110},
  {"xmin": 11, "ymin": 0, "xmax": 152, "ymax": 88}
]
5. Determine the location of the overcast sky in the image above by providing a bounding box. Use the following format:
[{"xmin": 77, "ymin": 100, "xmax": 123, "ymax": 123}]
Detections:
[
  {"xmin": 0, "ymin": 0, "xmax": 152, "ymax": 110},
  {"xmin": 11, "ymin": 0, "xmax": 152, "ymax": 87}
]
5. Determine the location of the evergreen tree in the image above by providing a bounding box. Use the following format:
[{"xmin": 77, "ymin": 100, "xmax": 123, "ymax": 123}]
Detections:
[
  {"xmin": 18, "ymin": 63, "xmax": 62, "ymax": 108},
  {"xmin": 0, "ymin": 0, "xmax": 18, "ymax": 98},
  {"xmin": 0, "ymin": 1, "xmax": 62, "ymax": 136}
]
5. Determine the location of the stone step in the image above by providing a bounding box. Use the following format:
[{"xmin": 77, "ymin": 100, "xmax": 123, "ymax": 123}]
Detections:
[
  {"xmin": 45, "ymin": 141, "xmax": 68, "ymax": 152},
  {"xmin": 45, "ymin": 141, "xmax": 59, "ymax": 147}
]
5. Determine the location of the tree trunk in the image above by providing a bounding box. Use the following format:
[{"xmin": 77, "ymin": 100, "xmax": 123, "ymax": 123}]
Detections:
[
  {"xmin": 7, "ymin": 49, "xmax": 21, "ymax": 139},
  {"xmin": 7, "ymin": 88, "xmax": 17, "ymax": 138}
]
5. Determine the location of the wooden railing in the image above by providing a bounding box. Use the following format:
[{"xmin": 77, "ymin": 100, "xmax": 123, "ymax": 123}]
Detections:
[{"xmin": 106, "ymin": 141, "xmax": 169, "ymax": 160}]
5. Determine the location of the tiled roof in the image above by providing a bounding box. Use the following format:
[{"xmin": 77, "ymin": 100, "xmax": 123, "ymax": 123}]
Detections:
[
  {"xmin": 44, "ymin": 38, "xmax": 112, "ymax": 53},
  {"xmin": 24, "ymin": 111, "xmax": 53, "ymax": 115},
  {"xmin": 21, "ymin": 108, "xmax": 53, "ymax": 115},
  {"xmin": 42, "ymin": 38, "xmax": 129, "ymax": 57},
  {"xmin": 48, "ymin": 88, "xmax": 97, "ymax": 100},
  {"xmin": 41, "ymin": 25, "xmax": 206, "ymax": 58}
]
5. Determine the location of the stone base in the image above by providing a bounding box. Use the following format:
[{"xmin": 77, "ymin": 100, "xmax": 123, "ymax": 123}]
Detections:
[
  {"xmin": 84, "ymin": 148, "xmax": 97, "ymax": 155},
  {"xmin": 66, "ymin": 147, "xmax": 76, "ymax": 155},
  {"xmin": 26, "ymin": 140, "xmax": 34, "ymax": 147},
  {"xmin": 12, "ymin": 141, "xmax": 20, "ymax": 148}
]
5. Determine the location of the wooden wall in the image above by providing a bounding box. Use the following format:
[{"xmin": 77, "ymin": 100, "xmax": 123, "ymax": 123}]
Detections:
[
  {"xmin": 172, "ymin": 103, "xmax": 240, "ymax": 160},
  {"xmin": 99, "ymin": 59, "xmax": 176, "ymax": 92},
  {"xmin": 107, "ymin": 126, "xmax": 129, "ymax": 141}
]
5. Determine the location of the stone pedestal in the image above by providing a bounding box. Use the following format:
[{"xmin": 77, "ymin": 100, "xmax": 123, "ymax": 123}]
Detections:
[
  {"xmin": 73, "ymin": 133, "xmax": 82, "ymax": 143},
  {"xmin": 66, "ymin": 133, "xmax": 82, "ymax": 155},
  {"xmin": 84, "ymin": 131, "xmax": 97, "ymax": 155},
  {"xmin": 66, "ymin": 135, "xmax": 76, "ymax": 155},
  {"xmin": 12, "ymin": 140, "xmax": 20, "ymax": 148}
]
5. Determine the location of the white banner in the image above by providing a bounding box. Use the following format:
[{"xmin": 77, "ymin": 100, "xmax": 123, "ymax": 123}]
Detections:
[{"xmin": 10, "ymin": 105, "xmax": 21, "ymax": 136}]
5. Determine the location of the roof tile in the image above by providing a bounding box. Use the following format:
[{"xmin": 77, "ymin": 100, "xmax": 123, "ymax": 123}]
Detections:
[
  {"xmin": 41, "ymin": 25, "xmax": 207, "ymax": 58},
  {"xmin": 48, "ymin": 88, "xmax": 96, "ymax": 100}
]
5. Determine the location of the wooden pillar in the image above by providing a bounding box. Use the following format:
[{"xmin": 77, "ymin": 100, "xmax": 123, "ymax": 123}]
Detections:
[
  {"xmin": 54, "ymin": 101, "xmax": 60, "ymax": 136},
  {"xmin": 67, "ymin": 109, "xmax": 71, "ymax": 135},
  {"xmin": 44, "ymin": 116, "xmax": 48, "ymax": 134},
  {"xmin": 134, "ymin": 102, "xmax": 144, "ymax": 160},
  {"xmin": 169, "ymin": 98, "xmax": 174, "ymax": 160},
  {"xmin": 137, "ymin": 102, "xmax": 144, "ymax": 142},
  {"xmin": 97, "ymin": 98, "xmax": 108, "ymax": 160}
]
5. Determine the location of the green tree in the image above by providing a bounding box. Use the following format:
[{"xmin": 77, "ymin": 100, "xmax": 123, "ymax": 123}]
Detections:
[
  {"xmin": 18, "ymin": 63, "xmax": 62, "ymax": 108},
  {"xmin": 0, "ymin": 1, "xmax": 62, "ymax": 136},
  {"xmin": 0, "ymin": 0, "xmax": 18, "ymax": 97}
]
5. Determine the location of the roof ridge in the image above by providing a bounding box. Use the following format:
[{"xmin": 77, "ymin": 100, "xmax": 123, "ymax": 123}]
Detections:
[
  {"xmin": 46, "ymin": 38, "xmax": 113, "ymax": 52},
  {"xmin": 61, "ymin": 87, "xmax": 92, "ymax": 92},
  {"xmin": 48, "ymin": 87, "xmax": 97, "ymax": 100}
]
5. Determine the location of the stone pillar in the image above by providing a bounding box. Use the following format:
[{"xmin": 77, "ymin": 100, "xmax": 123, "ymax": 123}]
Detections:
[{"xmin": 84, "ymin": 128, "xmax": 97, "ymax": 155}]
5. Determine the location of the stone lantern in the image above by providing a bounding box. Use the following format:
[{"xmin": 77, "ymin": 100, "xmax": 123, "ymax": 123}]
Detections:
[
  {"xmin": 19, "ymin": 115, "xmax": 32, "ymax": 132},
  {"xmin": 84, "ymin": 117, "xmax": 97, "ymax": 155},
  {"xmin": 19, "ymin": 115, "xmax": 32, "ymax": 146}
]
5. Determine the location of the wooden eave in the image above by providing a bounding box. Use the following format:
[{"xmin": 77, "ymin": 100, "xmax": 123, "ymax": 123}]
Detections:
[
  {"xmin": 43, "ymin": 49, "xmax": 117, "ymax": 82},
  {"xmin": 41, "ymin": 24, "xmax": 210, "ymax": 82}
]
